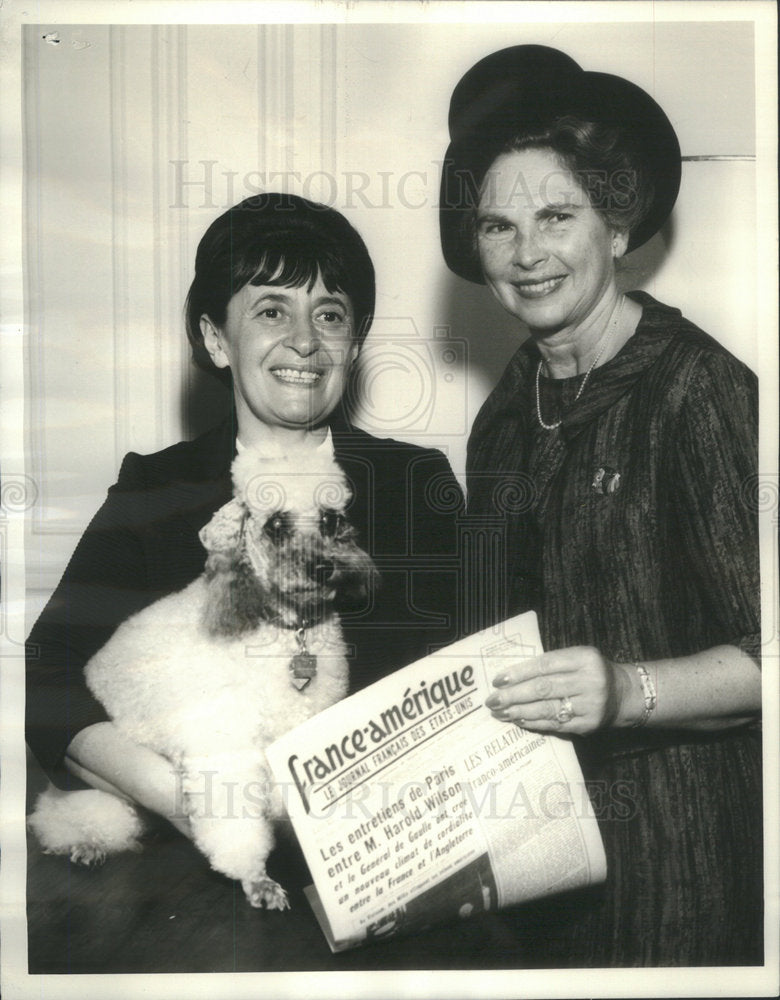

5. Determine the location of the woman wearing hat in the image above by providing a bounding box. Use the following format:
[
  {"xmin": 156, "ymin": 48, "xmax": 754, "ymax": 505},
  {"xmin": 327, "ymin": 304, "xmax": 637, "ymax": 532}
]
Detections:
[{"xmin": 441, "ymin": 46, "xmax": 761, "ymax": 966}]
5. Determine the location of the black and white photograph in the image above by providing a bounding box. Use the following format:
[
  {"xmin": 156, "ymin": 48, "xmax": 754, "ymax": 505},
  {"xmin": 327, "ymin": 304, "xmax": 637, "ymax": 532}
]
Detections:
[{"xmin": 1, "ymin": 1, "xmax": 777, "ymax": 997}]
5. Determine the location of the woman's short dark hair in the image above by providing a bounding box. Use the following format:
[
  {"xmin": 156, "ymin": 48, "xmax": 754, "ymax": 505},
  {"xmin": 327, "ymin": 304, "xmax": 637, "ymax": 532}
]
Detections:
[
  {"xmin": 490, "ymin": 115, "xmax": 656, "ymax": 236},
  {"xmin": 185, "ymin": 193, "xmax": 376, "ymax": 382}
]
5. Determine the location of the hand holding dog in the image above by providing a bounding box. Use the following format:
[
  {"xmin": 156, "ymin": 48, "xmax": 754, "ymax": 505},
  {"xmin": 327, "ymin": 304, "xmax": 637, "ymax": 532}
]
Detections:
[{"xmin": 66, "ymin": 721, "xmax": 194, "ymax": 840}]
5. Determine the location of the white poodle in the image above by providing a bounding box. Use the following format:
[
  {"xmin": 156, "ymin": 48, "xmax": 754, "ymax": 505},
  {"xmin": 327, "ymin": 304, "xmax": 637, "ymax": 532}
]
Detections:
[{"xmin": 29, "ymin": 444, "xmax": 377, "ymax": 909}]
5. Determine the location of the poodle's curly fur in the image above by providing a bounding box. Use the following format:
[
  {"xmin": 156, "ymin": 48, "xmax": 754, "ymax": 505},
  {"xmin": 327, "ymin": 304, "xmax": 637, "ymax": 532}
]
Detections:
[{"xmin": 28, "ymin": 444, "xmax": 377, "ymax": 909}]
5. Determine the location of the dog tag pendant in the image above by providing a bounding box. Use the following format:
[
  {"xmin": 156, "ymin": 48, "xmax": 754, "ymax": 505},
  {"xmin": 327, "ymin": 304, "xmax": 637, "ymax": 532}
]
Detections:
[{"xmin": 290, "ymin": 652, "xmax": 317, "ymax": 691}]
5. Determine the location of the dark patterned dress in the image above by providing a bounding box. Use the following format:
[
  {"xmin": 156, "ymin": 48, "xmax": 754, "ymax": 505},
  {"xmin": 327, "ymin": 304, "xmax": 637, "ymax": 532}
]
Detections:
[{"xmin": 466, "ymin": 292, "xmax": 762, "ymax": 966}]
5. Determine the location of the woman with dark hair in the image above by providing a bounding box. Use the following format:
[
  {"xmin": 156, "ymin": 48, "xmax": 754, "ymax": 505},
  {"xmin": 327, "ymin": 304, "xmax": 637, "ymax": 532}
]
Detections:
[
  {"xmin": 26, "ymin": 193, "xmax": 461, "ymax": 835},
  {"xmin": 441, "ymin": 46, "xmax": 762, "ymax": 966},
  {"xmin": 185, "ymin": 192, "xmax": 377, "ymax": 385}
]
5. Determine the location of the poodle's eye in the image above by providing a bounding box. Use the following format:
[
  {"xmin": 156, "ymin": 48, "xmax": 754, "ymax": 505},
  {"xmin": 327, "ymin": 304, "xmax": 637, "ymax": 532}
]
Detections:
[
  {"xmin": 264, "ymin": 512, "xmax": 292, "ymax": 542},
  {"xmin": 320, "ymin": 509, "xmax": 345, "ymax": 538}
]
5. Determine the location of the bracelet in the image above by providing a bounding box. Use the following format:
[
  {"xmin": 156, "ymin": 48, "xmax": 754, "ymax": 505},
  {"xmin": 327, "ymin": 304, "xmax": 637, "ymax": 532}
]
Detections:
[{"xmin": 631, "ymin": 662, "xmax": 657, "ymax": 728}]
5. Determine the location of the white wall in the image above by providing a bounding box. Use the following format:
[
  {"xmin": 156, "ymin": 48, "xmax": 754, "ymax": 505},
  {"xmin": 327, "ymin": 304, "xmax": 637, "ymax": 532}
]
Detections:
[{"xmin": 23, "ymin": 19, "xmax": 759, "ymax": 620}]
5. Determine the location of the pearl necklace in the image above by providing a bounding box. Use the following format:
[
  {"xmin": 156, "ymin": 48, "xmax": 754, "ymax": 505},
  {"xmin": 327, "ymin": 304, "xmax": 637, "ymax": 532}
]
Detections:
[{"xmin": 535, "ymin": 295, "xmax": 625, "ymax": 431}]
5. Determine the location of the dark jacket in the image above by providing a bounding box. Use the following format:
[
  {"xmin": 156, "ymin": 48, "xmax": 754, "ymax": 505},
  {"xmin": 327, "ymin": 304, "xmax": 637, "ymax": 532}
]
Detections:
[
  {"xmin": 26, "ymin": 417, "xmax": 463, "ymax": 778},
  {"xmin": 463, "ymin": 292, "xmax": 762, "ymax": 965},
  {"xmin": 466, "ymin": 292, "xmax": 759, "ymax": 672}
]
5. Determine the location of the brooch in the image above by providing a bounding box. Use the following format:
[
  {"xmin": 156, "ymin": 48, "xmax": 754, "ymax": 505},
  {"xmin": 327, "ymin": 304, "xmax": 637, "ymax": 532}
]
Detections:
[{"xmin": 592, "ymin": 466, "xmax": 621, "ymax": 495}]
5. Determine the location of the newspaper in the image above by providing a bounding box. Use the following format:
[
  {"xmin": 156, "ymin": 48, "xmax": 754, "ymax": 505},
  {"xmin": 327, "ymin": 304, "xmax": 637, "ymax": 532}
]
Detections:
[{"xmin": 265, "ymin": 612, "xmax": 606, "ymax": 951}]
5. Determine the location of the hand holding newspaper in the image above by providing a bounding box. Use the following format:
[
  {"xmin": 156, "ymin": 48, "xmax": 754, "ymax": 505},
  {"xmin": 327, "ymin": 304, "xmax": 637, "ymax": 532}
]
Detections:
[{"xmin": 265, "ymin": 612, "xmax": 606, "ymax": 951}]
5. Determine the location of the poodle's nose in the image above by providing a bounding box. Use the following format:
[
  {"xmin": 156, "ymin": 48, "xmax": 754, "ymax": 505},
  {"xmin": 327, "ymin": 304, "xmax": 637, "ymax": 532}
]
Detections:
[{"xmin": 313, "ymin": 558, "xmax": 334, "ymax": 583}]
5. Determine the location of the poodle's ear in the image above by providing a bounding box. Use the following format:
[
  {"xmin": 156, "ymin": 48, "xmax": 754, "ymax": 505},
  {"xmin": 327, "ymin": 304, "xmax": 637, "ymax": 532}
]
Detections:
[
  {"xmin": 198, "ymin": 498, "xmax": 246, "ymax": 559},
  {"xmin": 199, "ymin": 499, "xmax": 265, "ymax": 637},
  {"xmin": 201, "ymin": 558, "xmax": 265, "ymax": 638}
]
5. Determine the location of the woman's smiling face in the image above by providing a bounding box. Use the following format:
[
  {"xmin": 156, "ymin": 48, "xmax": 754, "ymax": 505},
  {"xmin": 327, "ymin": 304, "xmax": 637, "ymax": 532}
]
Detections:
[
  {"xmin": 201, "ymin": 275, "xmax": 357, "ymax": 436},
  {"xmin": 476, "ymin": 147, "xmax": 624, "ymax": 336}
]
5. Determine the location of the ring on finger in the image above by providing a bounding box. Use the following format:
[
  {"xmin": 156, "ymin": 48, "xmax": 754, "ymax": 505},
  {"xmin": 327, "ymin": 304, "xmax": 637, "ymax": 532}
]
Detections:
[{"xmin": 555, "ymin": 696, "xmax": 574, "ymax": 724}]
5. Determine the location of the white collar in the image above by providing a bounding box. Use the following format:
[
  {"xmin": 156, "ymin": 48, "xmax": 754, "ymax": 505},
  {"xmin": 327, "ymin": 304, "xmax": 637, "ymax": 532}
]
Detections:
[{"xmin": 235, "ymin": 426, "xmax": 334, "ymax": 458}]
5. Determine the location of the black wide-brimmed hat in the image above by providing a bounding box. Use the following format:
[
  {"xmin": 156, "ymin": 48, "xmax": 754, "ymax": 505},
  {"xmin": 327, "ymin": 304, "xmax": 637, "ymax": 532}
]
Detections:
[{"xmin": 440, "ymin": 45, "xmax": 681, "ymax": 284}]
